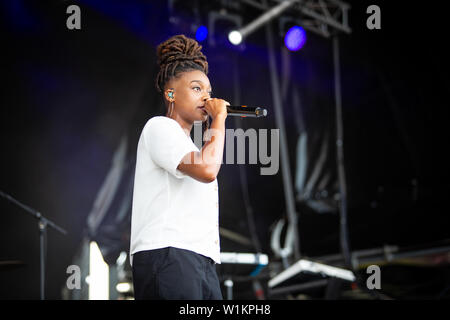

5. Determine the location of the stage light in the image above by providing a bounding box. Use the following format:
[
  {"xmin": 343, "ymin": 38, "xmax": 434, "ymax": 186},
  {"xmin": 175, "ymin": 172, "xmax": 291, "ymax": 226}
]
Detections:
[
  {"xmin": 284, "ymin": 26, "xmax": 306, "ymax": 51},
  {"xmin": 195, "ymin": 25, "xmax": 208, "ymax": 42},
  {"xmin": 228, "ymin": 30, "xmax": 242, "ymax": 45},
  {"xmin": 89, "ymin": 241, "xmax": 109, "ymax": 300},
  {"xmin": 116, "ymin": 282, "xmax": 132, "ymax": 293}
]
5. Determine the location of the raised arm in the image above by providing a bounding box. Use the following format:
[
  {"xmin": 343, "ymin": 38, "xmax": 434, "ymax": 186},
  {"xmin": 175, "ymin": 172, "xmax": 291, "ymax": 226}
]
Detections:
[{"xmin": 177, "ymin": 98, "xmax": 228, "ymax": 183}]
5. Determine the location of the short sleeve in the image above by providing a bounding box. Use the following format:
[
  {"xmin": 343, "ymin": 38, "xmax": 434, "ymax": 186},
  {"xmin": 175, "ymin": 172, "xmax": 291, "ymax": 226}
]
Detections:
[{"xmin": 144, "ymin": 117, "xmax": 198, "ymax": 179}]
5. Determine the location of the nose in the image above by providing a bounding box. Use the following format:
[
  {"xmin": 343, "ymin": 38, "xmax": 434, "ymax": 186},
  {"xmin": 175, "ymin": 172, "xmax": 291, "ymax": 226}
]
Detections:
[{"xmin": 203, "ymin": 93, "xmax": 211, "ymax": 101}]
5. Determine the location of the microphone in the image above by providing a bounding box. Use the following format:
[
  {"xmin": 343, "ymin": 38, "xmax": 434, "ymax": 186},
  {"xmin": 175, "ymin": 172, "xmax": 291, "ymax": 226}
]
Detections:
[{"xmin": 226, "ymin": 105, "xmax": 268, "ymax": 117}]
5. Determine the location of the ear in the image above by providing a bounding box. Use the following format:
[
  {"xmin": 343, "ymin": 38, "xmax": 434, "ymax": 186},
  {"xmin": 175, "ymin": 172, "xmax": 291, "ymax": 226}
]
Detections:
[{"xmin": 165, "ymin": 89, "xmax": 175, "ymax": 102}]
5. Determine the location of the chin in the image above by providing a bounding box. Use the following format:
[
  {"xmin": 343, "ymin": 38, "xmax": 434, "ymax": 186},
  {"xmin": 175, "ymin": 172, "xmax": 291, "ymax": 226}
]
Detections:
[{"xmin": 196, "ymin": 111, "xmax": 208, "ymax": 122}]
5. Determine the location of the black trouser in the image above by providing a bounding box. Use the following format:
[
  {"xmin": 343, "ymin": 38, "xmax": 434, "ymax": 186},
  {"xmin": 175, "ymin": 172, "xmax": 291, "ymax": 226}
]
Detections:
[{"xmin": 132, "ymin": 247, "xmax": 223, "ymax": 300}]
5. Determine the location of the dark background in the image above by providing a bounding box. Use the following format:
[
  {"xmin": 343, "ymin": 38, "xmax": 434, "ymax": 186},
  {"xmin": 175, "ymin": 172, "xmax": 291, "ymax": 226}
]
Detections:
[{"xmin": 1, "ymin": 0, "xmax": 449, "ymax": 299}]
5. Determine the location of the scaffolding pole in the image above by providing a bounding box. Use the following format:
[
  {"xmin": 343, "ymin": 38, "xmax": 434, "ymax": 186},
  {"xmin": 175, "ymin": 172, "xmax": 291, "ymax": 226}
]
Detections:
[{"xmin": 265, "ymin": 10, "xmax": 300, "ymax": 261}]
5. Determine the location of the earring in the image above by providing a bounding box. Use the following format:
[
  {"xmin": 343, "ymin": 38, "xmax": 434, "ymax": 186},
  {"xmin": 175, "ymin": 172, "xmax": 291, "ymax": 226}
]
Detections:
[
  {"xmin": 166, "ymin": 89, "xmax": 174, "ymax": 117},
  {"xmin": 168, "ymin": 100, "xmax": 174, "ymax": 117}
]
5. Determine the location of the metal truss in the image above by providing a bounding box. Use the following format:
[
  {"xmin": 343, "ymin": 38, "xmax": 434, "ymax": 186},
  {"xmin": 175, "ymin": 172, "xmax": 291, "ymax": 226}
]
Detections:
[{"xmin": 239, "ymin": 0, "xmax": 352, "ymax": 37}]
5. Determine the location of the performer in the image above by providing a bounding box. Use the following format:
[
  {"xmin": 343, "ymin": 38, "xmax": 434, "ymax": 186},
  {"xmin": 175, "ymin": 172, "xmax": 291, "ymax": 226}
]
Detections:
[{"xmin": 130, "ymin": 34, "xmax": 229, "ymax": 300}]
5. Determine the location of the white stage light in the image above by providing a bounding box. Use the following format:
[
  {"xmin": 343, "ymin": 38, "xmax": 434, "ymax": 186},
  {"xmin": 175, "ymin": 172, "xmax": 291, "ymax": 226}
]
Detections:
[{"xmin": 228, "ymin": 30, "xmax": 242, "ymax": 45}]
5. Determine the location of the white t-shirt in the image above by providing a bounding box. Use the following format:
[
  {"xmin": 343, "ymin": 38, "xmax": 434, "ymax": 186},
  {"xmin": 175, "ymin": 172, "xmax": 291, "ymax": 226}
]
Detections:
[{"xmin": 130, "ymin": 116, "xmax": 221, "ymax": 265}]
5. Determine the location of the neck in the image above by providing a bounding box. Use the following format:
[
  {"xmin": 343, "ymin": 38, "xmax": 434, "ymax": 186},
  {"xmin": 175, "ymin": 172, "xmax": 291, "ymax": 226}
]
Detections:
[{"xmin": 167, "ymin": 113, "xmax": 192, "ymax": 137}]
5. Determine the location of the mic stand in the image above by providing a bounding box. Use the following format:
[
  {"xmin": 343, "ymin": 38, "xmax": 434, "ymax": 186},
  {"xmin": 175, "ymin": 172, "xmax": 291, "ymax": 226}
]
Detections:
[{"xmin": 0, "ymin": 190, "xmax": 67, "ymax": 300}]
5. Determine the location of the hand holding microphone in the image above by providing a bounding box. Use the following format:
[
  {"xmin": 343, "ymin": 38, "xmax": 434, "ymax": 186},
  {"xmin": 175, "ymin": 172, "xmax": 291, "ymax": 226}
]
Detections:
[{"xmin": 203, "ymin": 98, "xmax": 230, "ymax": 120}]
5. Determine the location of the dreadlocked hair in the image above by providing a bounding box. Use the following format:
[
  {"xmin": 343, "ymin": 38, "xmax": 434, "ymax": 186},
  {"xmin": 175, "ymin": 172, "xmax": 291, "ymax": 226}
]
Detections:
[{"xmin": 155, "ymin": 34, "xmax": 210, "ymax": 135}]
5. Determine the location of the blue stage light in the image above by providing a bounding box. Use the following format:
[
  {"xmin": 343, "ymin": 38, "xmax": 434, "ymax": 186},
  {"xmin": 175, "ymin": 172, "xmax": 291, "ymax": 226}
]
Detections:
[
  {"xmin": 284, "ymin": 26, "xmax": 306, "ymax": 51},
  {"xmin": 195, "ymin": 25, "xmax": 208, "ymax": 42}
]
